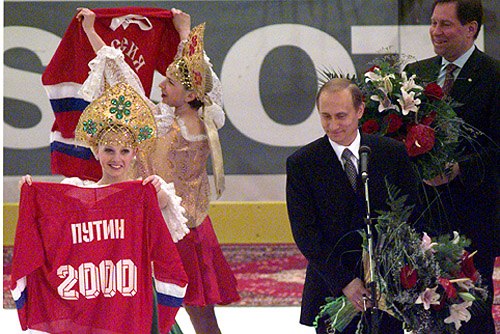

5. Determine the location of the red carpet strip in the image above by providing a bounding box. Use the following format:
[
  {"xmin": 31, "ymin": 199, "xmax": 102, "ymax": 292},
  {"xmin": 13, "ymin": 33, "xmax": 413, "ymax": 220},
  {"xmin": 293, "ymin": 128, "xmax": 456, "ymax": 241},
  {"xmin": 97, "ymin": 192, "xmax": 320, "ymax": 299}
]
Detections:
[{"xmin": 4, "ymin": 245, "xmax": 499, "ymax": 334}]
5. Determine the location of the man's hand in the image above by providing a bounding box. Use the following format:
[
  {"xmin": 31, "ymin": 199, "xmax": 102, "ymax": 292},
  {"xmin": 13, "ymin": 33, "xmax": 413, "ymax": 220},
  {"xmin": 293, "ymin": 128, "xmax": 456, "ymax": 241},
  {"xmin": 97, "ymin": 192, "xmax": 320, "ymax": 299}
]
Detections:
[{"xmin": 342, "ymin": 278, "xmax": 372, "ymax": 312}]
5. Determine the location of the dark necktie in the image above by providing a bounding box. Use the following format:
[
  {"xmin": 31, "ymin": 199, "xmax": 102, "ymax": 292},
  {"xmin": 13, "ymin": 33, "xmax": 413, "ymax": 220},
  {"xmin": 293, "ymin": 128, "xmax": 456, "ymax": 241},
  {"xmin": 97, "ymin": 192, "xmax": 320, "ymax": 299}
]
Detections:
[
  {"xmin": 342, "ymin": 148, "xmax": 357, "ymax": 191},
  {"xmin": 441, "ymin": 63, "xmax": 458, "ymax": 96}
]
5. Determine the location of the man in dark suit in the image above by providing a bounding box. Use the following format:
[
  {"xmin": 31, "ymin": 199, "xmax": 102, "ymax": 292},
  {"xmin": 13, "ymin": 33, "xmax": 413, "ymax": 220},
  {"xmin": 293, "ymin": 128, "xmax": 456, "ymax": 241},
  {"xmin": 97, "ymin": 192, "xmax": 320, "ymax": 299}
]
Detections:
[
  {"xmin": 405, "ymin": 2, "xmax": 499, "ymax": 332},
  {"xmin": 286, "ymin": 78, "xmax": 419, "ymax": 333}
]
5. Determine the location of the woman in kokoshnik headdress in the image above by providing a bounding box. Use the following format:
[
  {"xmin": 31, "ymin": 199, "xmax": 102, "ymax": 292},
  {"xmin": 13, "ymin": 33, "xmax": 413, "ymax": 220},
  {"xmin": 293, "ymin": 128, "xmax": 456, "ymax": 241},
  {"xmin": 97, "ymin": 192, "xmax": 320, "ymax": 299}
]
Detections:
[
  {"xmin": 20, "ymin": 81, "xmax": 189, "ymax": 244},
  {"xmin": 18, "ymin": 82, "xmax": 190, "ymax": 334},
  {"xmin": 77, "ymin": 7, "xmax": 240, "ymax": 334}
]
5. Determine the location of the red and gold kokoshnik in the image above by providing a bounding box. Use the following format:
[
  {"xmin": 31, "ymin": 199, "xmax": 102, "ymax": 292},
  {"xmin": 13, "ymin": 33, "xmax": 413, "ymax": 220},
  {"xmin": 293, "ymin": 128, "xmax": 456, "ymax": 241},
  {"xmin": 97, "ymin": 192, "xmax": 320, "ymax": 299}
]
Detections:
[{"xmin": 167, "ymin": 23, "xmax": 209, "ymax": 104}]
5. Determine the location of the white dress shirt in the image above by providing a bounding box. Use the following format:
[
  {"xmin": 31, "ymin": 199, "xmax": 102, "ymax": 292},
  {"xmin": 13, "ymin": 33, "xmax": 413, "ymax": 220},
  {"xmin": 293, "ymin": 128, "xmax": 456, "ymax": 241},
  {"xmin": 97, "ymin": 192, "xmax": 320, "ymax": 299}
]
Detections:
[
  {"xmin": 328, "ymin": 130, "xmax": 361, "ymax": 173},
  {"xmin": 437, "ymin": 45, "xmax": 475, "ymax": 86}
]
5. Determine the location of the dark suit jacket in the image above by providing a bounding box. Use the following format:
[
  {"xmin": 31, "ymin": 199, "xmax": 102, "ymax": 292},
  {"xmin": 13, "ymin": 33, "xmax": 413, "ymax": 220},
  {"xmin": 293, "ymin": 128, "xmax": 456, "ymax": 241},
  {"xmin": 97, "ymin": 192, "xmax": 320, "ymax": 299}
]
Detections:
[
  {"xmin": 405, "ymin": 48, "xmax": 499, "ymax": 281},
  {"xmin": 286, "ymin": 133, "xmax": 418, "ymax": 327}
]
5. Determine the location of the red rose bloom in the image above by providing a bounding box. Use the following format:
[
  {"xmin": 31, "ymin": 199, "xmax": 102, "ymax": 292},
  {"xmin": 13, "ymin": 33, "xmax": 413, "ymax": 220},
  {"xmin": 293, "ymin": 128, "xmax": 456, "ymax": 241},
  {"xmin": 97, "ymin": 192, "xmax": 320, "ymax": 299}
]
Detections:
[
  {"xmin": 386, "ymin": 114, "xmax": 403, "ymax": 133},
  {"xmin": 400, "ymin": 264, "xmax": 417, "ymax": 289},
  {"xmin": 438, "ymin": 277, "xmax": 457, "ymax": 299},
  {"xmin": 424, "ymin": 83, "xmax": 444, "ymax": 101},
  {"xmin": 361, "ymin": 119, "xmax": 380, "ymax": 134},
  {"xmin": 460, "ymin": 251, "xmax": 480, "ymax": 282},
  {"xmin": 366, "ymin": 65, "xmax": 380, "ymax": 73},
  {"xmin": 405, "ymin": 124, "xmax": 435, "ymax": 157},
  {"xmin": 421, "ymin": 111, "xmax": 437, "ymax": 126}
]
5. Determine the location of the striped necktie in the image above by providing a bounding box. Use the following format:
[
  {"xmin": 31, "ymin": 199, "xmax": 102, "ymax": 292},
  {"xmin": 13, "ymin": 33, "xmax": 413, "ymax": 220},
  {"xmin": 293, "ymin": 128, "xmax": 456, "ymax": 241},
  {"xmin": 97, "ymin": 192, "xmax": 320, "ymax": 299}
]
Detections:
[
  {"xmin": 342, "ymin": 148, "xmax": 358, "ymax": 191},
  {"xmin": 442, "ymin": 63, "xmax": 458, "ymax": 96}
]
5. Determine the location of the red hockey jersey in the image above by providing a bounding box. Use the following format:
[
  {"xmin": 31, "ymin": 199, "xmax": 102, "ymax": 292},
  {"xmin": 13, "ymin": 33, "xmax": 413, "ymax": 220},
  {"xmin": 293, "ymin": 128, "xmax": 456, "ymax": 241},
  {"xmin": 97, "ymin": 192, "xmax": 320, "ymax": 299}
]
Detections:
[
  {"xmin": 11, "ymin": 181, "xmax": 188, "ymax": 334},
  {"xmin": 42, "ymin": 7, "xmax": 180, "ymax": 181}
]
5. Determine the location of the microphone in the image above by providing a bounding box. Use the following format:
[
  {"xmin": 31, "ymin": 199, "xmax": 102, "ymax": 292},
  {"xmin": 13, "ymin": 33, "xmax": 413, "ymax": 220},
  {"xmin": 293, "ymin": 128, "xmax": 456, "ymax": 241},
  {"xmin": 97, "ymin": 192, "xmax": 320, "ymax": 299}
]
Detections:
[{"xmin": 359, "ymin": 145, "xmax": 371, "ymax": 181}]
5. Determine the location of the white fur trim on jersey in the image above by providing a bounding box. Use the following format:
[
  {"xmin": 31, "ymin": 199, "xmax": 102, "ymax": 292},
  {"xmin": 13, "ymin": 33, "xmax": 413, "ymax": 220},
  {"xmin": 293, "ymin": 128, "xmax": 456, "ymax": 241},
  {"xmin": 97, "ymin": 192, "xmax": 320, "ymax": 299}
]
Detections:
[{"xmin": 159, "ymin": 179, "xmax": 190, "ymax": 243}]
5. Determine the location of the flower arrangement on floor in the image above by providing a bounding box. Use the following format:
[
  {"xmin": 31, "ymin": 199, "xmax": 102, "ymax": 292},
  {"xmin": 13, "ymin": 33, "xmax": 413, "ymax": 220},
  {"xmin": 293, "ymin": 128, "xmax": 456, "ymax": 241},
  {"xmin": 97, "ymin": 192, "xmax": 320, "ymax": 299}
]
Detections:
[
  {"xmin": 315, "ymin": 183, "xmax": 489, "ymax": 333},
  {"xmin": 322, "ymin": 55, "xmax": 478, "ymax": 180}
]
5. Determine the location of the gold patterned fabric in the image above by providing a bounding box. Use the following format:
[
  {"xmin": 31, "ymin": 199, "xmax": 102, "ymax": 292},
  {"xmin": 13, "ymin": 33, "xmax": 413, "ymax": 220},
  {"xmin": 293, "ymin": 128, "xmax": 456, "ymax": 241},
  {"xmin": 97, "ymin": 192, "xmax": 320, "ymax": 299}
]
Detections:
[
  {"xmin": 75, "ymin": 82, "xmax": 157, "ymax": 156},
  {"xmin": 165, "ymin": 22, "xmax": 225, "ymax": 199},
  {"xmin": 137, "ymin": 120, "xmax": 210, "ymax": 228}
]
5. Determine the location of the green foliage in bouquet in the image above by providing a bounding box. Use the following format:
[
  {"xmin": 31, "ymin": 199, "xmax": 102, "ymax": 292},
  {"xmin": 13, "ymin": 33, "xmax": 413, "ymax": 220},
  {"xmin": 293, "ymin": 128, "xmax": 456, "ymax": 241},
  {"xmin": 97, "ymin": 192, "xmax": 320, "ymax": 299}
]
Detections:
[{"xmin": 317, "ymin": 181, "xmax": 489, "ymax": 333}]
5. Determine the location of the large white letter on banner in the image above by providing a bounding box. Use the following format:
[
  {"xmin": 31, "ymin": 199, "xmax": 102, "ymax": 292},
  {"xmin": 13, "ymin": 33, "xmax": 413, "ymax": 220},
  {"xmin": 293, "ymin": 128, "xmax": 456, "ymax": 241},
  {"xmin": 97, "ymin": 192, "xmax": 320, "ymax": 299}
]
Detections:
[
  {"xmin": 4, "ymin": 26, "xmax": 60, "ymax": 149},
  {"xmin": 221, "ymin": 24, "xmax": 355, "ymax": 147}
]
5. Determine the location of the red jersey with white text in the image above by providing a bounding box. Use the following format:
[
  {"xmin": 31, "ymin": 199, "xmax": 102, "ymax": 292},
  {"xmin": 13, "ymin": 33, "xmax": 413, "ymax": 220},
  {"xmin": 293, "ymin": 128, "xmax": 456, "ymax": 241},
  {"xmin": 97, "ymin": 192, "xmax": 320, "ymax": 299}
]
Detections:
[
  {"xmin": 11, "ymin": 181, "xmax": 188, "ymax": 334},
  {"xmin": 42, "ymin": 7, "xmax": 179, "ymax": 181}
]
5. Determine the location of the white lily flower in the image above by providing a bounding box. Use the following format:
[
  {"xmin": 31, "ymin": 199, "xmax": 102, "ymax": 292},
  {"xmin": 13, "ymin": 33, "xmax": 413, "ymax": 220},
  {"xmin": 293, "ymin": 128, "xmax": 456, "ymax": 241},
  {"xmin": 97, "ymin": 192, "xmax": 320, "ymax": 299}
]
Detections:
[
  {"xmin": 382, "ymin": 76, "xmax": 393, "ymax": 93},
  {"xmin": 452, "ymin": 231, "xmax": 460, "ymax": 244},
  {"xmin": 415, "ymin": 286, "xmax": 441, "ymax": 310},
  {"xmin": 397, "ymin": 88, "xmax": 421, "ymax": 116},
  {"xmin": 365, "ymin": 70, "xmax": 382, "ymax": 83},
  {"xmin": 401, "ymin": 72, "xmax": 423, "ymax": 91},
  {"xmin": 456, "ymin": 279, "xmax": 474, "ymax": 291},
  {"xmin": 444, "ymin": 301, "xmax": 473, "ymax": 330},
  {"xmin": 371, "ymin": 94, "xmax": 399, "ymax": 113},
  {"xmin": 365, "ymin": 71, "xmax": 396, "ymax": 94},
  {"xmin": 420, "ymin": 232, "xmax": 438, "ymax": 254}
]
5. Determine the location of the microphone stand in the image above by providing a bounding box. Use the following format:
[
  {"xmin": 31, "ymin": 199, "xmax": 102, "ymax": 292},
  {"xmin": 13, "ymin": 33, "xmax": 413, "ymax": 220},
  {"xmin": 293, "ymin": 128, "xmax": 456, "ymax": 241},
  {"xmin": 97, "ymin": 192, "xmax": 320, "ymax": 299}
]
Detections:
[{"xmin": 362, "ymin": 172, "xmax": 379, "ymax": 334}]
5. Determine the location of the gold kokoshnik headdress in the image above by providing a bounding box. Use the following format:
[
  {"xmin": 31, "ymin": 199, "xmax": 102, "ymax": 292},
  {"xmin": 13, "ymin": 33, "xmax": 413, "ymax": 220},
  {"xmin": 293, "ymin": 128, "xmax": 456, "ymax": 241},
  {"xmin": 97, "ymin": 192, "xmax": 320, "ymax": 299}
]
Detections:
[
  {"xmin": 75, "ymin": 82, "xmax": 157, "ymax": 156},
  {"xmin": 166, "ymin": 22, "xmax": 225, "ymax": 198},
  {"xmin": 167, "ymin": 23, "xmax": 213, "ymax": 105}
]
